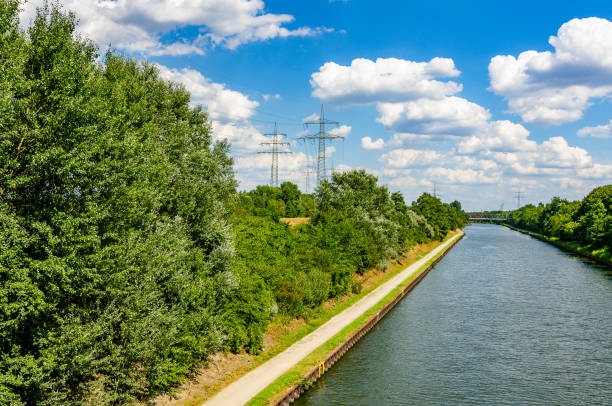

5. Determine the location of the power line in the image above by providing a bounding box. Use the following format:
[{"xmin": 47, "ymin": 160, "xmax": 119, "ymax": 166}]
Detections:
[
  {"xmin": 299, "ymin": 105, "xmax": 343, "ymax": 187},
  {"xmin": 258, "ymin": 122, "xmax": 292, "ymax": 187}
]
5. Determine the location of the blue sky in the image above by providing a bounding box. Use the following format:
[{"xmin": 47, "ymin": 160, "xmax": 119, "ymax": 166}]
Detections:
[{"xmin": 21, "ymin": 0, "xmax": 612, "ymax": 210}]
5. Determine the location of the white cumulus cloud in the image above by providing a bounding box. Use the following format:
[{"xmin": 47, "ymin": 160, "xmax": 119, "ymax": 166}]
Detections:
[
  {"xmin": 361, "ymin": 136, "xmax": 385, "ymax": 150},
  {"xmin": 379, "ymin": 149, "xmax": 441, "ymax": 168},
  {"xmin": 424, "ymin": 167, "xmax": 501, "ymax": 184},
  {"xmin": 20, "ymin": 0, "xmax": 330, "ymax": 56},
  {"xmin": 577, "ymin": 163, "xmax": 612, "ymax": 179},
  {"xmin": 311, "ymin": 57, "xmax": 461, "ymax": 105},
  {"xmin": 489, "ymin": 17, "xmax": 612, "ymax": 125},
  {"xmin": 302, "ymin": 112, "xmax": 320, "ymax": 123},
  {"xmin": 578, "ymin": 120, "xmax": 612, "ymax": 139},
  {"xmin": 157, "ymin": 65, "xmax": 258, "ymax": 122},
  {"xmin": 482, "ymin": 135, "xmax": 593, "ymax": 176},
  {"xmin": 456, "ymin": 120, "xmax": 536, "ymax": 154},
  {"xmin": 536, "ymin": 136, "xmax": 592, "ymax": 169},
  {"xmin": 329, "ymin": 125, "xmax": 352, "ymax": 138},
  {"xmin": 212, "ymin": 121, "xmax": 266, "ymax": 155},
  {"xmin": 376, "ymin": 96, "xmax": 490, "ymax": 135}
]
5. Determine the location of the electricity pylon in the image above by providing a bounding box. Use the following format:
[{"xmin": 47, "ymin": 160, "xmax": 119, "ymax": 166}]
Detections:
[
  {"xmin": 304, "ymin": 165, "xmax": 312, "ymax": 194},
  {"xmin": 299, "ymin": 105, "xmax": 343, "ymax": 187},
  {"xmin": 258, "ymin": 122, "xmax": 292, "ymax": 187},
  {"xmin": 499, "ymin": 202, "xmax": 507, "ymax": 219},
  {"xmin": 514, "ymin": 189, "xmax": 525, "ymax": 209},
  {"xmin": 431, "ymin": 183, "xmax": 443, "ymax": 199}
]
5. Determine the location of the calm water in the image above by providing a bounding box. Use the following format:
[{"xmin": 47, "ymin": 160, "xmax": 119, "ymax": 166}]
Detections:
[{"xmin": 295, "ymin": 224, "xmax": 612, "ymax": 405}]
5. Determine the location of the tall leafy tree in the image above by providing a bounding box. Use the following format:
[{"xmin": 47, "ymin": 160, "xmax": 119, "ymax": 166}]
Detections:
[{"xmin": 0, "ymin": 3, "xmax": 256, "ymax": 403}]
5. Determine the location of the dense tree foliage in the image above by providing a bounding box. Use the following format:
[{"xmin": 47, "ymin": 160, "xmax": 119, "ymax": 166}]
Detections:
[
  {"xmin": 411, "ymin": 194, "xmax": 468, "ymax": 240},
  {"xmin": 235, "ymin": 182, "xmax": 315, "ymax": 220},
  {"xmin": 231, "ymin": 170, "xmax": 467, "ymax": 324},
  {"xmin": 507, "ymin": 185, "xmax": 612, "ymax": 249},
  {"xmin": 0, "ymin": 4, "xmax": 467, "ymax": 404},
  {"xmin": 0, "ymin": 4, "xmax": 253, "ymax": 404}
]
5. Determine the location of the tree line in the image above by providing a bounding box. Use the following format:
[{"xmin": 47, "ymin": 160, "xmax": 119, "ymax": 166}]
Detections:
[
  {"xmin": 0, "ymin": 3, "xmax": 467, "ymax": 404},
  {"xmin": 506, "ymin": 185, "xmax": 612, "ymax": 250},
  {"xmin": 231, "ymin": 172, "xmax": 467, "ymax": 352}
]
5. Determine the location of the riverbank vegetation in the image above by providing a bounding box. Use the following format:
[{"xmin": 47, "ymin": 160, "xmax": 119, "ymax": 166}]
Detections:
[
  {"xmin": 230, "ymin": 170, "xmax": 467, "ymax": 352},
  {"xmin": 506, "ymin": 185, "xmax": 612, "ymax": 263},
  {"xmin": 158, "ymin": 232, "xmax": 461, "ymax": 405},
  {"xmin": 247, "ymin": 232, "xmax": 464, "ymax": 406},
  {"xmin": 0, "ymin": 3, "xmax": 467, "ymax": 405}
]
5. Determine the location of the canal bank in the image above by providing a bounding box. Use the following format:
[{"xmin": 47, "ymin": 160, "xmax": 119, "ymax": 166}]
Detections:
[
  {"xmin": 294, "ymin": 224, "xmax": 612, "ymax": 405},
  {"xmin": 267, "ymin": 230, "xmax": 464, "ymax": 406},
  {"xmin": 203, "ymin": 231, "xmax": 464, "ymax": 406},
  {"xmin": 502, "ymin": 224, "xmax": 612, "ymax": 267}
]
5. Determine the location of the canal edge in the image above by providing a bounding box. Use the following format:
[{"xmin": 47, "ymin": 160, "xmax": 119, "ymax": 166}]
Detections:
[
  {"xmin": 502, "ymin": 224, "xmax": 612, "ymax": 267},
  {"xmin": 269, "ymin": 231, "xmax": 465, "ymax": 406}
]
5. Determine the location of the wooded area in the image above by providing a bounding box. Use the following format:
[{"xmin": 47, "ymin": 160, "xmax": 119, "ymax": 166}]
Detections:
[
  {"xmin": 506, "ymin": 185, "xmax": 612, "ymax": 257},
  {"xmin": 0, "ymin": 3, "xmax": 467, "ymax": 404}
]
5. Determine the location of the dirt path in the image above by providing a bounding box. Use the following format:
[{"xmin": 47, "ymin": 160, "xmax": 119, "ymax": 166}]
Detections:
[{"xmin": 203, "ymin": 232, "xmax": 463, "ymax": 406}]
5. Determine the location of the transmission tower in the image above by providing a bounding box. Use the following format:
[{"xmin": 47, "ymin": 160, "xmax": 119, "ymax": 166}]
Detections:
[
  {"xmin": 304, "ymin": 165, "xmax": 312, "ymax": 194},
  {"xmin": 514, "ymin": 189, "xmax": 525, "ymax": 209},
  {"xmin": 431, "ymin": 183, "xmax": 443, "ymax": 199},
  {"xmin": 299, "ymin": 105, "xmax": 342, "ymax": 186},
  {"xmin": 258, "ymin": 122, "xmax": 292, "ymax": 187}
]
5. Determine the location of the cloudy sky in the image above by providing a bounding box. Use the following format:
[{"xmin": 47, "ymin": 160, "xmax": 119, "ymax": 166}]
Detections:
[{"xmin": 20, "ymin": 0, "xmax": 612, "ymax": 210}]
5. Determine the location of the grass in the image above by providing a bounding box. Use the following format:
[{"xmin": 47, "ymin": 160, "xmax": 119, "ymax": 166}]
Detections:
[
  {"xmin": 502, "ymin": 224, "xmax": 612, "ymax": 266},
  {"xmin": 548, "ymin": 237, "xmax": 612, "ymax": 264},
  {"xmin": 174, "ymin": 232, "xmax": 460, "ymax": 405},
  {"xmin": 246, "ymin": 232, "xmax": 463, "ymax": 406}
]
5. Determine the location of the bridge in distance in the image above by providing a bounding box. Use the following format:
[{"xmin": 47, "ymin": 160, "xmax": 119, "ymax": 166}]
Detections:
[{"xmin": 468, "ymin": 216, "xmax": 507, "ymax": 223}]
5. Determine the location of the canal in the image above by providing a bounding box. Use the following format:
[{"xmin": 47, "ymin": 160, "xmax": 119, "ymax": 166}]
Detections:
[{"xmin": 294, "ymin": 224, "xmax": 612, "ymax": 405}]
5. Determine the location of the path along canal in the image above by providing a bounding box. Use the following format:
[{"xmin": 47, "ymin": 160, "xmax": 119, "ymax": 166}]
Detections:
[{"xmin": 294, "ymin": 224, "xmax": 612, "ymax": 405}]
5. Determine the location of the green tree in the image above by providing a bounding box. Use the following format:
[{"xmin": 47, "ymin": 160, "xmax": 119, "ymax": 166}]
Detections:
[
  {"xmin": 411, "ymin": 193, "xmax": 450, "ymax": 240},
  {"xmin": 584, "ymin": 200, "xmax": 607, "ymax": 246},
  {"xmin": 506, "ymin": 185, "xmax": 611, "ymax": 251},
  {"xmin": 450, "ymin": 200, "xmax": 462, "ymax": 212},
  {"xmin": 0, "ymin": 3, "xmax": 251, "ymax": 403},
  {"xmin": 575, "ymin": 185, "xmax": 612, "ymax": 246},
  {"xmin": 280, "ymin": 181, "xmax": 301, "ymax": 217}
]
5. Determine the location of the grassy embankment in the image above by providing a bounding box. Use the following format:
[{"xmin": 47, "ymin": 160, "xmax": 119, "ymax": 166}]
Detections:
[
  {"xmin": 157, "ymin": 231, "xmax": 460, "ymax": 405},
  {"xmin": 503, "ymin": 224, "xmax": 612, "ymax": 266},
  {"xmin": 246, "ymin": 230, "xmax": 463, "ymax": 406}
]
